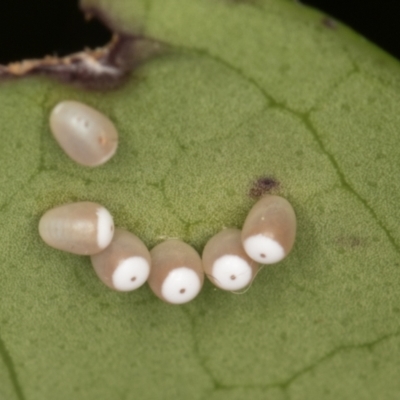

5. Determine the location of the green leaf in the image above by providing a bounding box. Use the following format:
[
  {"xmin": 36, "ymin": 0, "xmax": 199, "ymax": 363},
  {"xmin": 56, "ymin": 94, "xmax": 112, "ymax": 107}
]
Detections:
[{"xmin": 1, "ymin": 0, "xmax": 400, "ymax": 399}]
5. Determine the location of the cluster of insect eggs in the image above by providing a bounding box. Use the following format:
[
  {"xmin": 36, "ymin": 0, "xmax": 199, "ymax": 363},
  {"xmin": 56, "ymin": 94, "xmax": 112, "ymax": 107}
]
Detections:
[
  {"xmin": 42, "ymin": 100, "xmax": 297, "ymax": 304},
  {"xmin": 39, "ymin": 196, "xmax": 296, "ymax": 304}
]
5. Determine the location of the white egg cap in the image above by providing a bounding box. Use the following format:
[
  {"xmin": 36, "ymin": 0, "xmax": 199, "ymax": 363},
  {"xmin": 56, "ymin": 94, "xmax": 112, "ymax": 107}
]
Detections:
[
  {"xmin": 96, "ymin": 207, "xmax": 114, "ymax": 249},
  {"xmin": 212, "ymin": 255, "xmax": 253, "ymax": 291},
  {"xmin": 243, "ymin": 234, "xmax": 285, "ymax": 264},
  {"xmin": 112, "ymin": 257, "xmax": 150, "ymax": 291},
  {"xmin": 161, "ymin": 267, "xmax": 202, "ymax": 304}
]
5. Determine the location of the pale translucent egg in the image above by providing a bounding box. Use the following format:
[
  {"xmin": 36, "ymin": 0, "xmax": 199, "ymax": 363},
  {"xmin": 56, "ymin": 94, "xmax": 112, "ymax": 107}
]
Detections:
[
  {"xmin": 50, "ymin": 100, "xmax": 118, "ymax": 167},
  {"xmin": 148, "ymin": 240, "xmax": 204, "ymax": 304},
  {"xmin": 39, "ymin": 202, "xmax": 114, "ymax": 255},
  {"xmin": 242, "ymin": 195, "xmax": 296, "ymax": 264}
]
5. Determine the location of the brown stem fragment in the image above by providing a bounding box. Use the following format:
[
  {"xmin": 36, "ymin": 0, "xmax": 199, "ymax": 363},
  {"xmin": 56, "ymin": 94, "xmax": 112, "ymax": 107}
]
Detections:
[{"xmin": 0, "ymin": 16, "xmax": 163, "ymax": 90}]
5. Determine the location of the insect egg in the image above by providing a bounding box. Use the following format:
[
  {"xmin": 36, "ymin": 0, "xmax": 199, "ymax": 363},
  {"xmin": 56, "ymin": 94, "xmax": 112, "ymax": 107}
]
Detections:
[
  {"xmin": 49, "ymin": 100, "xmax": 118, "ymax": 167},
  {"xmin": 241, "ymin": 195, "xmax": 296, "ymax": 264},
  {"xmin": 90, "ymin": 228, "xmax": 151, "ymax": 292},
  {"xmin": 38, "ymin": 202, "xmax": 114, "ymax": 255},
  {"xmin": 202, "ymin": 228, "xmax": 259, "ymax": 291},
  {"xmin": 148, "ymin": 240, "xmax": 204, "ymax": 304}
]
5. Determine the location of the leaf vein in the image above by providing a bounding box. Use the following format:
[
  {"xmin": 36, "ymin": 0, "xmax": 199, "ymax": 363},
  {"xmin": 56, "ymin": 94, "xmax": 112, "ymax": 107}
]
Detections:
[
  {"xmin": 210, "ymin": 330, "xmax": 400, "ymax": 394},
  {"xmin": 0, "ymin": 331, "xmax": 25, "ymax": 400},
  {"xmin": 301, "ymin": 114, "xmax": 400, "ymax": 253}
]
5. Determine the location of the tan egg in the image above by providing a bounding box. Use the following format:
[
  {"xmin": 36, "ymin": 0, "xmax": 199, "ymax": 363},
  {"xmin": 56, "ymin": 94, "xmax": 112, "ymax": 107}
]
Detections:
[
  {"xmin": 148, "ymin": 240, "xmax": 204, "ymax": 304},
  {"xmin": 39, "ymin": 202, "xmax": 114, "ymax": 255},
  {"xmin": 202, "ymin": 228, "xmax": 259, "ymax": 291},
  {"xmin": 90, "ymin": 228, "xmax": 151, "ymax": 292},
  {"xmin": 241, "ymin": 195, "xmax": 296, "ymax": 264},
  {"xmin": 49, "ymin": 100, "xmax": 118, "ymax": 167}
]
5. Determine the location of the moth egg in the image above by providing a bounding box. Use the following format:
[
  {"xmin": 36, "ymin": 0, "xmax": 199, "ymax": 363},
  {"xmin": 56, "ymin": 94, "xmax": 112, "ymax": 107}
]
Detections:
[
  {"xmin": 241, "ymin": 195, "xmax": 296, "ymax": 264},
  {"xmin": 90, "ymin": 228, "xmax": 151, "ymax": 292},
  {"xmin": 39, "ymin": 202, "xmax": 114, "ymax": 255},
  {"xmin": 49, "ymin": 100, "xmax": 118, "ymax": 167},
  {"xmin": 148, "ymin": 240, "xmax": 204, "ymax": 304},
  {"xmin": 202, "ymin": 228, "xmax": 259, "ymax": 291}
]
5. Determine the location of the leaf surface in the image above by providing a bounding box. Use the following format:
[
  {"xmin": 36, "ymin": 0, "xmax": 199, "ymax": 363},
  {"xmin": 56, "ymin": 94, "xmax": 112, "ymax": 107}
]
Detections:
[{"xmin": 1, "ymin": 0, "xmax": 400, "ymax": 399}]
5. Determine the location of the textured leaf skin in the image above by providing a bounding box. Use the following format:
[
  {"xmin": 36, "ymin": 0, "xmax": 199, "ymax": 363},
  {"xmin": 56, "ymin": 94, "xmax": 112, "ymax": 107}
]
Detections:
[{"xmin": 1, "ymin": 0, "xmax": 400, "ymax": 399}]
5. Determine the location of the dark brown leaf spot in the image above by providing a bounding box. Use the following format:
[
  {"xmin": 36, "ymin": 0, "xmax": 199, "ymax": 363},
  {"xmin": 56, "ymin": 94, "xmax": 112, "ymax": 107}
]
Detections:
[
  {"xmin": 335, "ymin": 236, "xmax": 364, "ymax": 248},
  {"xmin": 249, "ymin": 176, "xmax": 280, "ymax": 199},
  {"xmin": 322, "ymin": 17, "xmax": 338, "ymax": 30}
]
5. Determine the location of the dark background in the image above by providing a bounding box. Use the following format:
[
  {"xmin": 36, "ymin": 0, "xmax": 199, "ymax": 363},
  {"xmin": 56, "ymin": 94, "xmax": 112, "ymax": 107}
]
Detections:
[
  {"xmin": 0, "ymin": 0, "xmax": 399, "ymax": 64},
  {"xmin": 0, "ymin": 0, "xmax": 112, "ymax": 64},
  {"xmin": 302, "ymin": 0, "xmax": 400, "ymax": 59}
]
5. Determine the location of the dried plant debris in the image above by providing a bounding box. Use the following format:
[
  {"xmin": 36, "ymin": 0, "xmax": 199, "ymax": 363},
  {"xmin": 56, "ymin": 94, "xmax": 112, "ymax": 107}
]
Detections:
[{"xmin": 0, "ymin": 31, "xmax": 163, "ymax": 90}]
